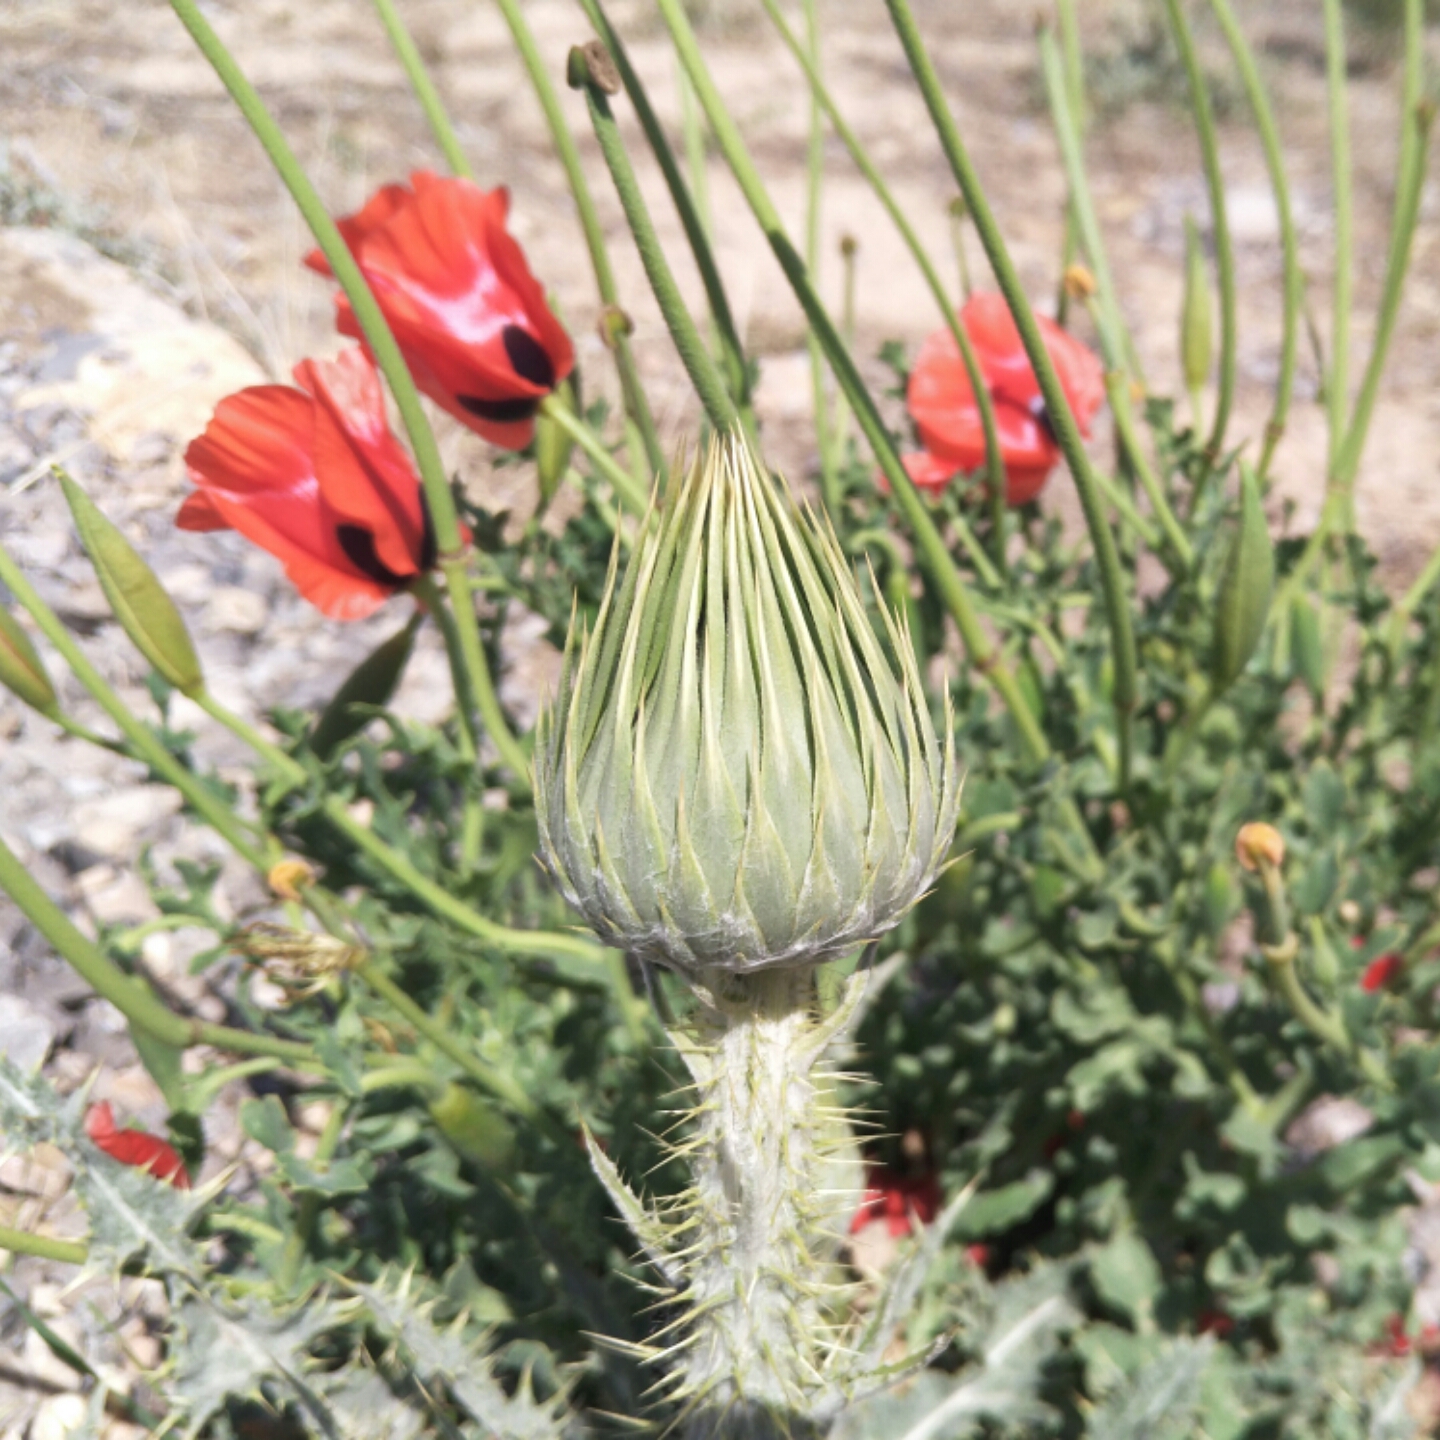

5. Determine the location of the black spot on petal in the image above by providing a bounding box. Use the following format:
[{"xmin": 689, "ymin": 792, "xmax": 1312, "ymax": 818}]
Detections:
[
  {"xmin": 457, "ymin": 394, "xmax": 541, "ymax": 425},
  {"xmin": 337, "ymin": 525, "xmax": 408, "ymax": 588},
  {"xmin": 502, "ymin": 325, "xmax": 556, "ymax": 390}
]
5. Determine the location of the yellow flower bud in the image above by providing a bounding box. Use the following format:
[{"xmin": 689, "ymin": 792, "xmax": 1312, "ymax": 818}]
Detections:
[{"xmin": 1235, "ymin": 822, "xmax": 1285, "ymax": 873}]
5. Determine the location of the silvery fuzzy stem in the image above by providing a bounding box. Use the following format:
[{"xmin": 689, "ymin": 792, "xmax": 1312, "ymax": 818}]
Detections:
[{"xmin": 668, "ymin": 963, "xmax": 859, "ymax": 1439}]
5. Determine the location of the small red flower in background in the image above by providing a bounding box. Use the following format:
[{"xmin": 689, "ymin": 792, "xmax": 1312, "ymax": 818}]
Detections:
[
  {"xmin": 1361, "ymin": 953, "xmax": 1404, "ymax": 993},
  {"xmin": 904, "ymin": 291, "xmax": 1105, "ymax": 506},
  {"xmin": 306, "ymin": 172, "xmax": 574, "ymax": 451},
  {"xmin": 849, "ymin": 1163, "xmax": 941, "ymax": 1238},
  {"xmin": 84, "ymin": 1103, "xmax": 190, "ymax": 1189},
  {"xmin": 180, "ymin": 348, "xmax": 444, "ymax": 620},
  {"xmin": 1196, "ymin": 1307, "xmax": 1236, "ymax": 1338}
]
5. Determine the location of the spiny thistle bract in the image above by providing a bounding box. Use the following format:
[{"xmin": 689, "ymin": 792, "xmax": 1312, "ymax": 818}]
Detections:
[{"xmin": 534, "ymin": 432, "xmax": 959, "ymax": 980}]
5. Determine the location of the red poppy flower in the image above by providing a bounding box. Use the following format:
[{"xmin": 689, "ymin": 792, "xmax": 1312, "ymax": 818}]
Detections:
[
  {"xmin": 180, "ymin": 348, "xmax": 441, "ymax": 621},
  {"xmin": 1361, "ymin": 953, "xmax": 1403, "ymax": 993},
  {"xmin": 305, "ymin": 172, "xmax": 574, "ymax": 450},
  {"xmin": 84, "ymin": 1102, "xmax": 191, "ymax": 1189},
  {"xmin": 849, "ymin": 1163, "xmax": 942, "ymax": 1238},
  {"xmin": 905, "ymin": 291, "xmax": 1105, "ymax": 506}
]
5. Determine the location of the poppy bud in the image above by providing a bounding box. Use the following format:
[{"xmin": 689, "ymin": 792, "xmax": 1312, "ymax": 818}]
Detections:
[
  {"xmin": 1062, "ymin": 263, "xmax": 1097, "ymax": 300},
  {"xmin": 429, "ymin": 1083, "xmax": 516, "ymax": 1170},
  {"xmin": 1180, "ymin": 215, "xmax": 1213, "ymax": 396},
  {"xmin": 0, "ymin": 605, "xmax": 58, "ymax": 717},
  {"xmin": 267, "ymin": 858, "xmax": 317, "ymax": 904},
  {"xmin": 534, "ymin": 376, "xmax": 579, "ymax": 512},
  {"xmin": 61, "ymin": 472, "xmax": 204, "ymax": 697},
  {"xmin": 1235, "ymin": 822, "xmax": 1285, "ymax": 873},
  {"xmin": 535, "ymin": 433, "xmax": 958, "ymax": 979},
  {"xmin": 1212, "ymin": 463, "xmax": 1275, "ymax": 695}
]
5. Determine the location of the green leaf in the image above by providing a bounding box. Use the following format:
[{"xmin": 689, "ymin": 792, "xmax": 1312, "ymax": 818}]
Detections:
[
  {"xmin": 310, "ymin": 613, "xmax": 421, "ymax": 759},
  {"xmin": 1090, "ymin": 1233, "xmax": 1163, "ymax": 1325},
  {"xmin": 1211, "ymin": 462, "xmax": 1275, "ymax": 695},
  {"xmin": 239, "ymin": 1094, "xmax": 295, "ymax": 1155},
  {"xmin": 1087, "ymin": 1336, "xmax": 1214, "ymax": 1439},
  {"xmin": 952, "ymin": 1172, "xmax": 1054, "ymax": 1239},
  {"xmin": 60, "ymin": 470, "xmax": 203, "ymax": 696}
]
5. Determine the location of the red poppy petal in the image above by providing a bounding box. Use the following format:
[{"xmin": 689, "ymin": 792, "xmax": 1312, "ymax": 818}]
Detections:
[
  {"xmin": 294, "ymin": 349, "xmax": 427, "ymax": 580},
  {"xmin": 303, "ymin": 182, "xmax": 412, "ymax": 276},
  {"xmin": 902, "ymin": 451, "xmax": 961, "ymax": 492},
  {"xmin": 85, "ymin": 1104, "xmax": 191, "ymax": 1188},
  {"xmin": 84, "ymin": 1101, "xmax": 116, "ymax": 1142},
  {"xmin": 175, "ymin": 491, "xmax": 229, "ymax": 532}
]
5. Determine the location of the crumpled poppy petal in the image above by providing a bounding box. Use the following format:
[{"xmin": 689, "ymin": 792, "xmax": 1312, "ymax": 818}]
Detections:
[
  {"xmin": 85, "ymin": 1102, "xmax": 191, "ymax": 1189},
  {"xmin": 309, "ymin": 172, "xmax": 574, "ymax": 449}
]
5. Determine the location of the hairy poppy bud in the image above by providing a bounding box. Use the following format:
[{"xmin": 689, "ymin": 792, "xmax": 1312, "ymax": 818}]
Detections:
[
  {"xmin": 0, "ymin": 605, "xmax": 58, "ymax": 717},
  {"xmin": 535, "ymin": 433, "xmax": 958, "ymax": 979}
]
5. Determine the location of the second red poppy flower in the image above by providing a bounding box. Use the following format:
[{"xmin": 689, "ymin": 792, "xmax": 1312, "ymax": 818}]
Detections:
[
  {"xmin": 306, "ymin": 171, "xmax": 574, "ymax": 451},
  {"xmin": 905, "ymin": 291, "xmax": 1105, "ymax": 506}
]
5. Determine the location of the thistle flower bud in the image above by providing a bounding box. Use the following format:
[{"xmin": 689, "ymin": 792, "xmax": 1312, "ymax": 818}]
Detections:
[{"xmin": 535, "ymin": 433, "xmax": 958, "ymax": 979}]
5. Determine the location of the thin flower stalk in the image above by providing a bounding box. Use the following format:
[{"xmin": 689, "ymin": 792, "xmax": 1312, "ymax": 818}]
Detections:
[
  {"xmin": 801, "ymin": 0, "xmax": 837, "ymax": 513},
  {"xmin": 1036, "ymin": 25, "xmax": 1138, "ymax": 382},
  {"xmin": 1208, "ymin": 0, "xmax": 1303, "ymax": 476},
  {"xmin": 1163, "ymin": 0, "xmax": 1237, "ymax": 466},
  {"xmin": 1322, "ymin": 0, "xmax": 1354, "ymax": 479},
  {"xmin": 538, "ymin": 393, "xmax": 649, "ymax": 517},
  {"xmin": 488, "ymin": 0, "xmax": 667, "ymax": 485},
  {"xmin": 0, "ymin": 533, "xmax": 274, "ymax": 872},
  {"xmin": 0, "ymin": 827, "xmax": 318, "ymax": 1068},
  {"xmin": 885, "ymin": 0, "xmax": 1138, "ymax": 787},
  {"xmin": 166, "ymin": 0, "xmax": 528, "ymax": 785},
  {"xmin": 570, "ymin": 44, "xmax": 742, "ymax": 439},
  {"xmin": 577, "ymin": 0, "xmax": 753, "ymax": 430},
  {"xmin": 0, "ymin": 1225, "xmax": 88, "ymax": 1267},
  {"xmin": 650, "ymin": 0, "xmax": 1051, "ymax": 769},
  {"xmin": 1105, "ymin": 371, "xmax": 1195, "ymax": 573},
  {"xmin": 369, "ymin": 0, "xmax": 472, "ymax": 178},
  {"xmin": 757, "ymin": 0, "xmax": 1008, "ymax": 571}
]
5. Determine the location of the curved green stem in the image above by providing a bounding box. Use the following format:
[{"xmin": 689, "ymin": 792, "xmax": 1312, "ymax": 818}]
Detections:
[
  {"xmin": 370, "ymin": 0, "xmax": 472, "ymax": 176},
  {"xmin": 758, "ymin": 0, "xmax": 1009, "ymax": 563},
  {"xmin": 577, "ymin": 0, "xmax": 752, "ymax": 423},
  {"xmin": 1333, "ymin": 0, "xmax": 1432, "ymax": 494},
  {"xmin": 0, "ymin": 1225, "xmax": 88, "ymax": 1266},
  {"xmin": 1208, "ymin": 0, "xmax": 1302, "ymax": 476},
  {"xmin": 1105, "ymin": 371, "xmax": 1195, "ymax": 572},
  {"xmin": 887, "ymin": 0, "xmax": 1137, "ymax": 783},
  {"xmin": 801, "ymin": 0, "xmax": 837, "ymax": 513},
  {"xmin": 191, "ymin": 689, "xmax": 611, "ymax": 973},
  {"xmin": 539, "ymin": 393, "xmax": 650, "ymax": 515},
  {"xmin": 489, "ymin": 0, "xmax": 666, "ymax": 485},
  {"xmin": 0, "ymin": 539, "xmax": 272, "ymax": 871},
  {"xmin": 1322, "ymin": 0, "xmax": 1354, "ymax": 483},
  {"xmin": 166, "ymin": 0, "xmax": 529, "ymax": 785},
  {"xmin": 1164, "ymin": 0, "xmax": 1236, "ymax": 465},
  {"xmin": 1037, "ymin": 26, "xmax": 1139, "ymax": 379},
  {"xmin": 0, "ymin": 828, "xmax": 318, "ymax": 1066},
  {"xmin": 571, "ymin": 47, "xmax": 740, "ymax": 437},
  {"xmin": 653, "ymin": 0, "xmax": 1049, "ymax": 766}
]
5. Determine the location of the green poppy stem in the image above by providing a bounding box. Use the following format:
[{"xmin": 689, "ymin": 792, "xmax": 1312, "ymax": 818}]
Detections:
[
  {"xmin": 190, "ymin": 689, "xmax": 612, "ymax": 974},
  {"xmin": 369, "ymin": 0, "xmax": 473, "ymax": 177},
  {"xmin": 570, "ymin": 45, "xmax": 741, "ymax": 439},
  {"xmin": 0, "ymin": 537, "xmax": 274, "ymax": 872},
  {"xmin": 800, "ymin": 0, "xmax": 837, "ymax": 514},
  {"xmin": 1332, "ymin": 0, "xmax": 1432, "ymax": 499},
  {"xmin": 1105, "ymin": 371, "xmax": 1195, "ymax": 573},
  {"xmin": 1321, "ymin": 0, "xmax": 1354, "ymax": 486},
  {"xmin": 538, "ymin": 393, "xmax": 649, "ymax": 515},
  {"xmin": 577, "ymin": 0, "xmax": 753, "ymax": 428},
  {"xmin": 488, "ymin": 0, "xmax": 667, "ymax": 487},
  {"xmin": 0, "ymin": 1225, "xmax": 88, "ymax": 1267},
  {"xmin": 166, "ymin": 0, "xmax": 526, "ymax": 786},
  {"xmin": 1164, "ymin": 0, "xmax": 1237, "ymax": 466},
  {"xmin": 0, "ymin": 826, "xmax": 318, "ymax": 1067},
  {"xmin": 886, "ymin": 0, "xmax": 1137, "ymax": 787},
  {"xmin": 757, "ymin": 0, "xmax": 1009, "ymax": 575},
  {"xmin": 1036, "ymin": 25, "xmax": 1139, "ymax": 381},
  {"xmin": 651, "ymin": 0, "xmax": 1050, "ymax": 768},
  {"xmin": 1208, "ymin": 0, "xmax": 1303, "ymax": 477}
]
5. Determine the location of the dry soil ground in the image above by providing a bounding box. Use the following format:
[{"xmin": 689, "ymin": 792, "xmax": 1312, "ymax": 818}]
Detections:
[{"xmin": 0, "ymin": 0, "xmax": 1438, "ymax": 1430}]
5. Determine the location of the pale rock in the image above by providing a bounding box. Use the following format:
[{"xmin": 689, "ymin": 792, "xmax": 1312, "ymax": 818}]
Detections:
[
  {"xmin": 203, "ymin": 586, "xmax": 269, "ymax": 636},
  {"xmin": 1285, "ymin": 1094, "xmax": 1374, "ymax": 1159},
  {"xmin": 73, "ymin": 787, "xmax": 183, "ymax": 858},
  {"xmin": 29, "ymin": 1396, "xmax": 90, "ymax": 1440},
  {"xmin": 23, "ymin": 1325, "xmax": 83, "ymax": 1391},
  {"xmin": 0, "ymin": 995, "xmax": 56, "ymax": 1073},
  {"xmin": 1225, "ymin": 184, "xmax": 1281, "ymax": 245},
  {"xmin": 76, "ymin": 866, "xmax": 160, "ymax": 926}
]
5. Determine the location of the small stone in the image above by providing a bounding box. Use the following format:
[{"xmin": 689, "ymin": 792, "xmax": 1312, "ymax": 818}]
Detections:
[
  {"xmin": 76, "ymin": 865, "xmax": 160, "ymax": 925},
  {"xmin": 203, "ymin": 586, "xmax": 268, "ymax": 636},
  {"xmin": 1286, "ymin": 1094, "xmax": 1374, "ymax": 1159},
  {"xmin": 0, "ymin": 995, "xmax": 56, "ymax": 1072},
  {"xmin": 73, "ymin": 786, "xmax": 183, "ymax": 858}
]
